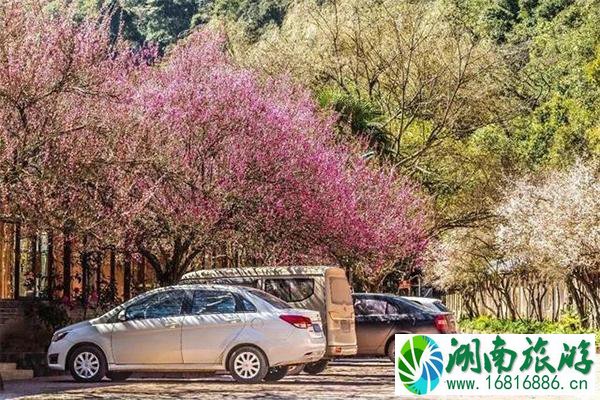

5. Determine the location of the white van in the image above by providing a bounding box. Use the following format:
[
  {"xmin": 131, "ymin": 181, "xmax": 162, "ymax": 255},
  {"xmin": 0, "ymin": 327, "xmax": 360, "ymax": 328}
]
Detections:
[{"xmin": 180, "ymin": 266, "xmax": 357, "ymax": 374}]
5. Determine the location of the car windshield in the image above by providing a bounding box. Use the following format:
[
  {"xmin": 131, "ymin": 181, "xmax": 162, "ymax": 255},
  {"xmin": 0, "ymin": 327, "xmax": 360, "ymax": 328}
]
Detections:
[{"xmin": 249, "ymin": 289, "xmax": 292, "ymax": 310}]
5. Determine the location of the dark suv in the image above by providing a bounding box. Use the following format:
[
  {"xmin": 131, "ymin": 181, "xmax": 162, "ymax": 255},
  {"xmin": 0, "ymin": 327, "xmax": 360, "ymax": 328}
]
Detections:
[{"xmin": 352, "ymin": 293, "xmax": 456, "ymax": 360}]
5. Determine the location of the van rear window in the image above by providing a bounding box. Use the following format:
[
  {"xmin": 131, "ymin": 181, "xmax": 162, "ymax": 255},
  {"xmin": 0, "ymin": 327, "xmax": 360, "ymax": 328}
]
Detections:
[
  {"xmin": 264, "ymin": 278, "xmax": 315, "ymax": 302},
  {"xmin": 329, "ymin": 277, "xmax": 352, "ymax": 305}
]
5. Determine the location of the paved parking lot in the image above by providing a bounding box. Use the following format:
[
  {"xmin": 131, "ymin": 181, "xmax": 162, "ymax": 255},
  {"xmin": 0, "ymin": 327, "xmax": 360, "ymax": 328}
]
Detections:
[{"xmin": 1, "ymin": 358, "xmax": 598, "ymax": 399}]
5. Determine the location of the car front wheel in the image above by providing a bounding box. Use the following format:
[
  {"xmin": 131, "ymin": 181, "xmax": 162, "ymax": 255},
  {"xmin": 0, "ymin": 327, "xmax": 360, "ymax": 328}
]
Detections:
[
  {"xmin": 69, "ymin": 345, "xmax": 107, "ymax": 383},
  {"xmin": 228, "ymin": 346, "xmax": 269, "ymax": 383}
]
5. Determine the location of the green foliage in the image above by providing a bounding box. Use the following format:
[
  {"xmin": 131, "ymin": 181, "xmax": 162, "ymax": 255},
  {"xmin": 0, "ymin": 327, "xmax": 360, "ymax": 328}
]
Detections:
[
  {"xmin": 460, "ymin": 314, "xmax": 600, "ymax": 346},
  {"xmin": 24, "ymin": 302, "xmax": 72, "ymax": 332},
  {"xmin": 197, "ymin": 0, "xmax": 289, "ymax": 40},
  {"xmin": 463, "ymin": 0, "xmax": 600, "ymax": 170},
  {"xmin": 317, "ymin": 87, "xmax": 390, "ymax": 154},
  {"xmin": 480, "ymin": 0, "xmax": 520, "ymax": 43},
  {"xmin": 77, "ymin": 0, "xmax": 290, "ymax": 47}
]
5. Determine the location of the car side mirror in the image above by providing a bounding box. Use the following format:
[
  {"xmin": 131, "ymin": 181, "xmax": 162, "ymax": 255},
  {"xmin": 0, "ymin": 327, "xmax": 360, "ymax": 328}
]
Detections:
[{"xmin": 117, "ymin": 309, "xmax": 127, "ymax": 322}]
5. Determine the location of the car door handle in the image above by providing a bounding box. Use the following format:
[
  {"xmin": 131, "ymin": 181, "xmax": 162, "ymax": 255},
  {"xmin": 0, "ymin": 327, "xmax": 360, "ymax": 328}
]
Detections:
[
  {"xmin": 166, "ymin": 323, "xmax": 179, "ymax": 329},
  {"xmin": 227, "ymin": 318, "xmax": 242, "ymax": 324}
]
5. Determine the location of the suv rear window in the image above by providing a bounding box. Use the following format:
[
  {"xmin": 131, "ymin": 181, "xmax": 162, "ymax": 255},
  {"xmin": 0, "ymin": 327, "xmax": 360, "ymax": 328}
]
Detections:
[
  {"xmin": 249, "ymin": 289, "xmax": 292, "ymax": 310},
  {"xmin": 329, "ymin": 277, "xmax": 352, "ymax": 305},
  {"xmin": 264, "ymin": 278, "xmax": 314, "ymax": 302}
]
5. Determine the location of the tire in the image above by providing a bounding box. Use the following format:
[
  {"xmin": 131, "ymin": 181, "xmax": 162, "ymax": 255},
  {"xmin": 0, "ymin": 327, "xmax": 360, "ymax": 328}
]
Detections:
[
  {"xmin": 69, "ymin": 345, "xmax": 107, "ymax": 383},
  {"xmin": 386, "ymin": 337, "xmax": 396, "ymax": 362},
  {"xmin": 228, "ymin": 346, "xmax": 269, "ymax": 383},
  {"xmin": 287, "ymin": 364, "xmax": 304, "ymax": 376},
  {"xmin": 303, "ymin": 359, "xmax": 329, "ymax": 375},
  {"xmin": 106, "ymin": 371, "xmax": 132, "ymax": 381},
  {"xmin": 264, "ymin": 365, "xmax": 289, "ymax": 381}
]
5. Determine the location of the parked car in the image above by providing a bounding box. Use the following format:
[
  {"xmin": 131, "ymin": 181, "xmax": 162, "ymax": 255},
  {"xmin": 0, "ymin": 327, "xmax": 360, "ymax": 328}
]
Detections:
[
  {"xmin": 180, "ymin": 266, "xmax": 357, "ymax": 374},
  {"xmin": 352, "ymin": 293, "xmax": 457, "ymax": 361},
  {"xmin": 48, "ymin": 284, "xmax": 325, "ymax": 383}
]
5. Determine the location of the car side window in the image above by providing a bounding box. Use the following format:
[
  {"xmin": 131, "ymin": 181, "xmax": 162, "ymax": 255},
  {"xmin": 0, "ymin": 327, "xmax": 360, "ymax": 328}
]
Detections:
[
  {"xmin": 238, "ymin": 295, "xmax": 258, "ymax": 312},
  {"xmin": 126, "ymin": 290, "xmax": 186, "ymax": 320},
  {"xmin": 191, "ymin": 290, "xmax": 237, "ymax": 315},
  {"xmin": 386, "ymin": 301, "xmax": 400, "ymax": 315}
]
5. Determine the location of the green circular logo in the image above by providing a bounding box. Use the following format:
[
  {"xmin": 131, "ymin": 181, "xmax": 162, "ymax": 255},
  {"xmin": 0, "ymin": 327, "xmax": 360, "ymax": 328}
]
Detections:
[{"xmin": 396, "ymin": 335, "xmax": 444, "ymax": 395}]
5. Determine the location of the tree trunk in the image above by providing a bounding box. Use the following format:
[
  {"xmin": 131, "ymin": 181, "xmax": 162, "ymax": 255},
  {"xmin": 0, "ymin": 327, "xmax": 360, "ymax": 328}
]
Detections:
[
  {"xmin": 499, "ymin": 279, "xmax": 518, "ymax": 320},
  {"xmin": 30, "ymin": 234, "xmax": 38, "ymax": 296},
  {"xmin": 13, "ymin": 223, "xmax": 20, "ymax": 299},
  {"xmin": 47, "ymin": 233, "xmax": 54, "ymax": 300},
  {"xmin": 536, "ymin": 285, "xmax": 548, "ymax": 322},
  {"xmin": 81, "ymin": 236, "xmax": 89, "ymax": 308},
  {"xmin": 109, "ymin": 248, "xmax": 116, "ymax": 301},
  {"xmin": 467, "ymin": 292, "xmax": 479, "ymax": 319},
  {"xmin": 566, "ymin": 276, "xmax": 587, "ymax": 327},
  {"xmin": 578, "ymin": 271, "xmax": 600, "ymax": 328},
  {"xmin": 124, "ymin": 253, "xmax": 131, "ymax": 300},
  {"xmin": 139, "ymin": 236, "xmax": 204, "ymax": 287},
  {"xmin": 62, "ymin": 230, "xmax": 72, "ymax": 300}
]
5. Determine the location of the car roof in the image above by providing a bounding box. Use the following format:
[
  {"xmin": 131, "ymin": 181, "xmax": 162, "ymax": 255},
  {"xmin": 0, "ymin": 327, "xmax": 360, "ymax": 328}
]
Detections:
[
  {"xmin": 181, "ymin": 265, "xmax": 340, "ymax": 280},
  {"xmin": 144, "ymin": 283, "xmax": 254, "ymax": 294},
  {"xmin": 352, "ymin": 292, "xmax": 441, "ymax": 311},
  {"xmin": 353, "ymin": 292, "xmax": 404, "ymax": 300}
]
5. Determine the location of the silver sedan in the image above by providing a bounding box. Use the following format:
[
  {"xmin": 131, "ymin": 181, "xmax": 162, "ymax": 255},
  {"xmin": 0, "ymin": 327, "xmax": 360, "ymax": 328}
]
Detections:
[{"xmin": 47, "ymin": 284, "xmax": 325, "ymax": 383}]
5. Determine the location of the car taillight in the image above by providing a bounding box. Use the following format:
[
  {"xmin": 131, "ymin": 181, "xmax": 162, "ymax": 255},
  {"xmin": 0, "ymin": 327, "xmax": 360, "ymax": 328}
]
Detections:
[
  {"xmin": 280, "ymin": 315, "xmax": 312, "ymax": 329},
  {"xmin": 434, "ymin": 315, "xmax": 450, "ymax": 333}
]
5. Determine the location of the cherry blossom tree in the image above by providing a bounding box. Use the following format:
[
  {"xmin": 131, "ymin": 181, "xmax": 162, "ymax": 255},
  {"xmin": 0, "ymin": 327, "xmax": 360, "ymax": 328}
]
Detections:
[
  {"xmin": 1, "ymin": 1, "xmax": 429, "ymax": 288},
  {"xmin": 496, "ymin": 161, "xmax": 600, "ymax": 326},
  {"xmin": 127, "ymin": 30, "xmax": 429, "ymax": 284},
  {"xmin": 0, "ymin": 0, "xmax": 150, "ymax": 243},
  {"xmin": 0, "ymin": 0, "xmax": 159, "ymax": 306}
]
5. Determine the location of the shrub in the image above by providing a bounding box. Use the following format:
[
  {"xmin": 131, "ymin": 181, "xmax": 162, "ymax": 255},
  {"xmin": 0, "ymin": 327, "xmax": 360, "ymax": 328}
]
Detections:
[{"xmin": 459, "ymin": 312, "xmax": 600, "ymax": 347}]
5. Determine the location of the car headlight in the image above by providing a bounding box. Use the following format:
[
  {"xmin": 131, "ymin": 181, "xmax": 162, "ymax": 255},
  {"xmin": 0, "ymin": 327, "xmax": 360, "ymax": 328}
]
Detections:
[{"xmin": 52, "ymin": 331, "xmax": 70, "ymax": 342}]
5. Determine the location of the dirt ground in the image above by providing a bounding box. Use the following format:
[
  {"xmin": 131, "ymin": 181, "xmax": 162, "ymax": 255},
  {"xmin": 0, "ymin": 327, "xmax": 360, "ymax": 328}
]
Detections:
[{"xmin": 1, "ymin": 358, "xmax": 597, "ymax": 400}]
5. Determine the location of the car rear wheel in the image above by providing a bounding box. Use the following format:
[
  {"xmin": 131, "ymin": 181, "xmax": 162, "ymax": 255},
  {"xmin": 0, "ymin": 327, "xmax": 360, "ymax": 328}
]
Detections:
[
  {"xmin": 69, "ymin": 345, "xmax": 107, "ymax": 383},
  {"xmin": 386, "ymin": 338, "xmax": 396, "ymax": 362},
  {"xmin": 303, "ymin": 359, "xmax": 328, "ymax": 375},
  {"xmin": 106, "ymin": 371, "xmax": 132, "ymax": 381},
  {"xmin": 264, "ymin": 366, "xmax": 289, "ymax": 381},
  {"xmin": 228, "ymin": 346, "xmax": 269, "ymax": 383}
]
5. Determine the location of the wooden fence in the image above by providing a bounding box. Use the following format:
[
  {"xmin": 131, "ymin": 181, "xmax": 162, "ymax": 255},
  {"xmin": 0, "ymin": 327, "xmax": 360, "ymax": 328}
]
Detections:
[{"xmin": 443, "ymin": 283, "xmax": 572, "ymax": 321}]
